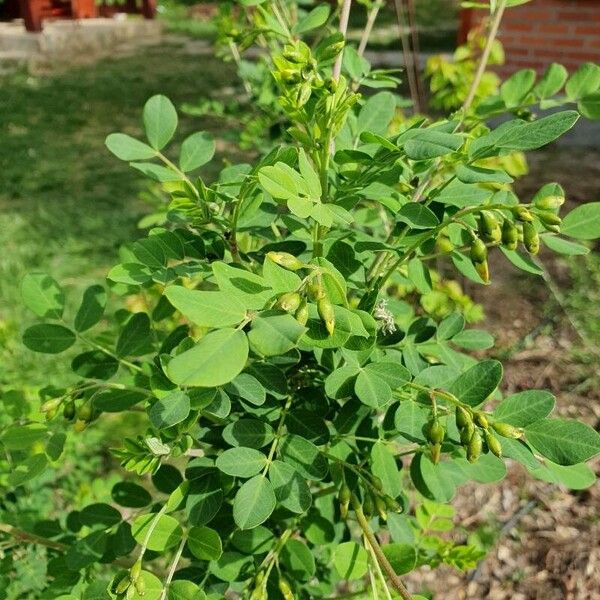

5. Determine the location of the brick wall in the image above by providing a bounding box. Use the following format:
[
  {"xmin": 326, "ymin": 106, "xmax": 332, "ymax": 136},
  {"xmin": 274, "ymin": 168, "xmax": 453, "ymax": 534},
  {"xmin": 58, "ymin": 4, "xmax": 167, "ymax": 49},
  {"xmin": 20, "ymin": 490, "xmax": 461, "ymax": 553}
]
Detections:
[{"xmin": 460, "ymin": 0, "xmax": 600, "ymax": 77}]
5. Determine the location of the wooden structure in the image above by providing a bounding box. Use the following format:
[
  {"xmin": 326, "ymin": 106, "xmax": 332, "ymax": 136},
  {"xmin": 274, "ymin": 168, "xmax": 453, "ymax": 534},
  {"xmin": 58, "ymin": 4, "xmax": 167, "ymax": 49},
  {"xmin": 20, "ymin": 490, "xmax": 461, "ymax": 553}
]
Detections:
[
  {"xmin": 0, "ymin": 0, "xmax": 156, "ymax": 32},
  {"xmin": 459, "ymin": 0, "xmax": 600, "ymax": 76}
]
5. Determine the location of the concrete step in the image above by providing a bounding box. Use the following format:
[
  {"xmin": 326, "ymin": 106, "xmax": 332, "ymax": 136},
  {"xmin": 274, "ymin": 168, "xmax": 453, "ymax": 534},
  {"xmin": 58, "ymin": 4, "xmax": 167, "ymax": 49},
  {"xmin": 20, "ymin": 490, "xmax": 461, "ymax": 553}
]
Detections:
[{"xmin": 0, "ymin": 49, "xmax": 33, "ymax": 73}]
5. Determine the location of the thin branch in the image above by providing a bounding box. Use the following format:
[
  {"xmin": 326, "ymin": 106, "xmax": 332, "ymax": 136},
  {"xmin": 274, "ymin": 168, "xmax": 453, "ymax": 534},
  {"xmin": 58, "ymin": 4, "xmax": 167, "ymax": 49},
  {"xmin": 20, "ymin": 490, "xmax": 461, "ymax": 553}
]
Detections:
[
  {"xmin": 358, "ymin": 1, "xmax": 383, "ymax": 58},
  {"xmin": 332, "ymin": 0, "xmax": 353, "ymax": 82},
  {"xmin": 159, "ymin": 535, "xmax": 187, "ymax": 600},
  {"xmin": 351, "ymin": 498, "xmax": 412, "ymax": 600},
  {"xmin": 462, "ymin": 0, "xmax": 507, "ymax": 113},
  {"xmin": 393, "ymin": 0, "xmax": 420, "ymax": 113}
]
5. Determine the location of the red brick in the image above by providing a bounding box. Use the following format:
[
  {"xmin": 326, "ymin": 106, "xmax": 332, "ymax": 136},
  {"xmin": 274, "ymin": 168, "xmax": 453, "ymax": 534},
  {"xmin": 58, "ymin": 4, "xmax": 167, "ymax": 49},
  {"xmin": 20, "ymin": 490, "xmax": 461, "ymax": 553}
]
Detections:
[
  {"xmin": 552, "ymin": 37, "xmax": 586, "ymax": 48},
  {"xmin": 536, "ymin": 24, "xmax": 570, "ymax": 35},
  {"xmin": 574, "ymin": 25, "xmax": 600, "ymax": 35}
]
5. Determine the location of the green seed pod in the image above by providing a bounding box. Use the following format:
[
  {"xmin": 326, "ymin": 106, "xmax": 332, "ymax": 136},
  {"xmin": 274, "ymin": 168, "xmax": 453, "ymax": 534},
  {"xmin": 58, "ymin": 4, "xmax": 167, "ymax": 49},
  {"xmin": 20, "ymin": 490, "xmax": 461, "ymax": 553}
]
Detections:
[
  {"xmin": 535, "ymin": 194, "xmax": 564, "ymax": 210},
  {"xmin": 474, "ymin": 413, "xmax": 489, "ymax": 429},
  {"xmin": 479, "ymin": 211, "xmax": 502, "ymax": 243},
  {"xmin": 276, "ymin": 292, "xmax": 302, "ymax": 313},
  {"xmin": 430, "ymin": 442, "xmax": 441, "ymax": 465},
  {"xmin": 294, "ymin": 299, "xmax": 309, "ymax": 326},
  {"xmin": 45, "ymin": 407, "xmax": 59, "ymax": 421},
  {"xmin": 467, "ymin": 430, "xmax": 483, "ymax": 463},
  {"xmin": 435, "ymin": 234, "xmax": 454, "ymax": 254},
  {"xmin": 63, "ymin": 401, "xmax": 75, "ymax": 421},
  {"xmin": 485, "ymin": 430, "xmax": 503, "ymax": 458},
  {"xmin": 470, "ymin": 237, "xmax": 488, "ymax": 264},
  {"xmin": 384, "ymin": 495, "xmax": 402, "ymax": 513},
  {"xmin": 428, "ymin": 420, "xmax": 445, "ymax": 444},
  {"xmin": 460, "ymin": 423, "xmax": 474, "ymax": 446},
  {"xmin": 513, "ymin": 205, "xmax": 534, "ymax": 222},
  {"xmin": 115, "ymin": 575, "xmax": 131, "ymax": 595},
  {"xmin": 523, "ymin": 222, "xmax": 540, "ymax": 254},
  {"xmin": 475, "ymin": 259, "xmax": 490, "ymax": 284},
  {"xmin": 339, "ymin": 484, "xmax": 351, "ymax": 519},
  {"xmin": 125, "ymin": 583, "xmax": 135, "ymax": 600},
  {"xmin": 375, "ymin": 496, "xmax": 388, "ymax": 521},
  {"xmin": 130, "ymin": 560, "xmax": 142, "ymax": 583},
  {"xmin": 73, "ymin": 419, "xmax": 87, "ymax": 433},
  {"xmin": 278, "ymin": 578, "xmax": 295, "ymax": 600},
  {"xmin": 41, "ymin": 397, "xmax": 62, "ymax": 413},
  {"xmin": 492, "ymin": 421, "xmax": 523, "ymax": 439},
  {"xmin": 77, "ymin": 402, "xmax": 93, "ymax": 422},
  {"xmin": 317, "ymin": 297, "xmax": 336, "ymax": 336},
  {"xmin": 501, "ymin": 219, "xmax": 519, "ymax": 251},
  {"xmin": 362, "ymin": 493, "xmax": 374, "ymax": 517},
  {"xmin": 307, "ymin": 281, "xmax": 325, "ymax": 301},
  {"xmin": 254, "ymin": 571, "xmax": 265, "ymax": 588},
  {"xmin": 371, "ymin": 476, "xmax": 384, "ymax": 491},
  {"xmin": 133, "ymin": 575, "xmax": 145, "ymax": 596},
  {"xmin": 537, "ymin": 210, "xmax": 561, "ymax": 226},
  {"xmin": 455, "ymin": 406, "xmax": 471, "ymax": 430},
  {"xmin": 266, "ymin": 251, "xmax": 305, "ymax": 271}
]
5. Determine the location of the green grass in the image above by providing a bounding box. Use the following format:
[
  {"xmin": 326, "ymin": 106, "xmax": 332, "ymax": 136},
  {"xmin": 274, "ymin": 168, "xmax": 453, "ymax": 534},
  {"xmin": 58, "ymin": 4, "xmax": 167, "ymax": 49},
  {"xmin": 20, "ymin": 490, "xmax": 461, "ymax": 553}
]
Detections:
[{"xmin": 0, "ymin": 41, "xmax": 234, "ymax": 387}]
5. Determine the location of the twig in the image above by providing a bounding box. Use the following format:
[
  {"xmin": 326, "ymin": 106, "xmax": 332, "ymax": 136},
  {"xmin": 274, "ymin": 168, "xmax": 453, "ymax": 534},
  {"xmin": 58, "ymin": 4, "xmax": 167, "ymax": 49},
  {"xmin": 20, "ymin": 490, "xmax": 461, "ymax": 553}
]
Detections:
[
  {"xmin": 462, "ymin": 0, "xmax": 507, "ymax": 113},
  {"xmin": 351, "ymin": 498, "xmax": 412, "ymax": 600},
  {"xmin": 393, "ymin": 0, "xmax": 420, "ymax": 113},
  {"xmin": 159, "ymin": 536, "xmax": 187, "ymax": 600},
  {"xmin": 357, "ymin": 1, "xmax": 383, "ymax": 58},
  {"xmin": 332, "ymin": 0, "xmax": 353, "ymax": 82}
]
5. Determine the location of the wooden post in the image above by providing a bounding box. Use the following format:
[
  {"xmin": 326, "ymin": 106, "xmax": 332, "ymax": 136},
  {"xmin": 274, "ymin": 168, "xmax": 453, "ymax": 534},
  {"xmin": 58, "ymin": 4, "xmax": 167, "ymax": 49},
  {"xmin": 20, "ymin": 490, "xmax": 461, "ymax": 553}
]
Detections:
[
  {"xmin": 20, "ymin": 0, "xmax": 44, "ymax": 32},
  {"xmin": 141, "ymin": 0, "xmax": 157, "ymax": 19}
]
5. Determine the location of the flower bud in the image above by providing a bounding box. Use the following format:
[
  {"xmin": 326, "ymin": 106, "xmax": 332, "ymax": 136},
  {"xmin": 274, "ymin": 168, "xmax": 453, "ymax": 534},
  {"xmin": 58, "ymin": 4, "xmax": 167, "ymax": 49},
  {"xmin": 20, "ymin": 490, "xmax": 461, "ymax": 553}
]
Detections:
[
  {"xmin": 513, "ymin": 205, "xmax": 534, "ymax": 222},
  {"xmin": 485, "ymin": 431, "xmax": 503, "ymax": 458},
  {"xmin": 435, "ymin": 234, "xmax": 455, "ymax": 254},
  {"xmin": 77, "ymin": 401, "xmax": 93, "ymax": 422},
  {"xmin": 339, "ymin": 484, "xmax": 351, "ymax": 519},
  {"xmin": 467, "ymin": 430, "xmax": 482, "ymax": 463},
  {"xmin": 278, "ymin": 578, "xmax": 294, "ymax": 600},
  {"xmin": 266, "ymin": 252, "xmax": 305, "ymax": 271},
  {"xmin": 534, "ymin": 195, "xmax": 564, "ymax": 210},
  {"xmin": 41, "ymin": 398, "xmax": 62, "ymax": 413},
  {"xmin": 130, "ymin": 560, "xmax": 142, "ymax": 583},
  {"xmin": 375, "ymin": 496, "xmax": 388, "ymax": 521},
  {"xmin": 460, "ymin": 422, "xmax": 474, "ymax": 446},
  {"xmin": 362, "ymin": 493, "xmax": 374, "ymax": 517},
  {"xmin": 279, "ymin": 68, "xmax": 301, "ymax": 84},
  {"xmin": 523, "ymin": 222, "xmax": 540, "ymax": 255},
  {"xmin": 455, "ymin": 406, "xmax": 471, "ymax": 430},
  {"xmin": 126, "ymin": 583, "xmax": 135, "ymax": 600},
  {"xmin": 492, "ymin": 421, "xmax": 523, "ymax": 439},
  {"xmin": 501, "ymin": 219, "xmax": 519, "ymax": 251},
  {"xmin": 45, "ymin": 407, "xmax": 58, "ymax": 421},
  {"xmin": 384, "ymin": 495, "xmax": 402, "ymax": 513},
  {"xmin": 276, "ymin": 292, "xmax": 302, "ymax": 313},
  {"xmin": 133, "ymin": 575, "xmax": 145, "ymax": 596},
  {"xmin": 115, "ymin": 575, "xmax": 131, "ymax": 595},
  {"xmin": 73, "ymin": 419, "xmax": 87, "ymax": 433},
  {"xmin": 475, "ymin": 260, "xmax": 490, "ymax": 284},
  {"xmin": 317, "ymin": 297, "xmax": 335, "ymax": 335},
  {"xmin": 63, "ymin": 401, "xmax": 75, "ymax": 420}
]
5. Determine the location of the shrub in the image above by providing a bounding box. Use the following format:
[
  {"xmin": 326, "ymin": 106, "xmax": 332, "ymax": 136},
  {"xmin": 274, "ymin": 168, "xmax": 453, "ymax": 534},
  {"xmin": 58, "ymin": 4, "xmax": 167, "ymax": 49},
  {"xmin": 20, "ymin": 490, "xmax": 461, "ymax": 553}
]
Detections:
[{"xmin": 3, "ymin": 1, "xmax": 600, "ymax": 598}]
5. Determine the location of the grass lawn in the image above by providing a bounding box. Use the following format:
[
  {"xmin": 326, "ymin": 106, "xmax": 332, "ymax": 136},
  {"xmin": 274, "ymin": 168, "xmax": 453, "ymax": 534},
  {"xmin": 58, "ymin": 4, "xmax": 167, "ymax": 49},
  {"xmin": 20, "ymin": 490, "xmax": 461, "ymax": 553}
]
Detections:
[{"xmin": 0, "ymin": 41, "xmax": 235, "ymax": 388}]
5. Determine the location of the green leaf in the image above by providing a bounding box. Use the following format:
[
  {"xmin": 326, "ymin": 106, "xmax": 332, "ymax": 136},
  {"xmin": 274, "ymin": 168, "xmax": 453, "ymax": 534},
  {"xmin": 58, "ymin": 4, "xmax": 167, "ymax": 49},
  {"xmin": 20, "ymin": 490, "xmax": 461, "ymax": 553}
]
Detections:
[
  {"xmin": 357, "ymin": 92, "xmax": 396, "ymax": 136},
  {"xmin": 579, "ymin": 92, "xmax": 600, "ymax": 120},
  {"xmin": 112, "ymin": 482, "xmax": 152, "ymax": 508},
  {"xmin": 437, "ymin": 312, "xmax": 465, "ymax": 340},
  {"xmin": 543, "ymin": 235, "xmax": 589, "ymax": 256},
  {"xmin": 65, "ymin": 530, "xmax": 108, "ymax": 570},
  {"xmin": 247, "ymin": 310, "xmax": 306, "ymax": 357},
  {"xmin": 107, "ymin": 263, "xmax": 152, "ymax": 286},
  {"xmin": 258, "ymin": 163, "xmax": 298, "ymax": 200},
  {"xmin": 1, "ymin": 423, "xmax": 47, "ymax": 450},
  {"xmin": 525, "ymin": 418, "xmax": 600, "ymax": 465},
  {"xmin": 451, "ymin": 329, "xmax": 494, "ymax": 350},
  {"xmin": 233, "ymin": 475, "xmax": 276, "ymax": 529},
  {"xmin": 116, "ymin": 313, "xmax": 153, "ymax": 357},
  {"xmin": 216, "ymin": 447, "xmax": 267, "ymax": 478},
  {"xmin": 279, "ymin": 434, "xmax": 328, "ymax": 480},
  {"xmin": 456, "ymin": 165, "xmax": 513, "ymax": 184},
  {"xmin": 561, "ymin": 202, "xmax": 600, "ymax": 240},
  {"xmin": 188, "ymin": 526, "xmax": 223, "ymax": 561},
  {"xmin": 268, "ymin": 460, "xmax": 312, "ymax": 514},
  {"xmin": 72, "ymin": 350, "xmax": 118, "ymax": 379},
  {"xmin": 407, "ymin": 257, "xmax": 432, "ymax": 293},
  {"xmin": 179, "ymin": 132, "xmax": 215, "ymax": 171},
  {"xmin": 493, "ymin": 389, "xmax": 554, "ymax": 427},
  {"xmin": 131, "ymin": 513, "xmax": 183, "ymax": 551},
  {"xmin": 529, "ymin": 461, "xmax": 596, "ymax": 490},
  {"xmin": 355, "ymin": 369, "xmax": 392, "ymax": 409},
  {"xmin": 449, "ymin": 360, "xmax": 502, "ymax": 407},
  {"xmin": 130, "ymin": 162, "xmax": 182, "ymax": 182},
  {"xmin": 382, "ymin": 543, "xmax": 417, "ymax": 575},
  {"xmin": 496, "ymin": 111, "xmax": 579, "ymax": 151},
  {"xmin": 298, "ymin": 149, "xmax": 321, "ymax": 198},
  {"xmin": 80, "ymin": 503, "xmax": 122, "ymax": 527},
  {"xmin": 105, "ymin": 133, "xmax": 157, "ymax": 161},
  {"xmin": 148, "ymin": 391, "xmax": 190, "ymax": 429},
  {"xmin": 8, "ymin": 453, "xmax": 48, "ymax": 486},
  {"xmin": 404, "ymin": 130, "xmax": 463, "ymax": 160},
  {"xmin": 164, "ymin": 286, "xmax": 247, "ymax": 328},
  {"xmin": 231, "ymin": 526, "xmax": 274, "ymax": 555},
  {"xmin": 534, "ymin": 63, "xmax": 568, "ymax": 100},
  {"xmin": 210, "ymin": 552, "xmax": 253, "ymax": 582},
  {"xmin": 128, "ymin": 571, "xmax": 163, "ymax": 600},
  {"xmin": 186, "ymin": 473, "xmax": 223, "ymax": 526},
  {"xmin": 500, "ymin": 68, "xmax": 536, "ymax": 107},
  {"xmin": 21, "ymin": 273, "xmax": 65, "ymax": 319},
  {"xmin": 371, "ymin": 441, "xmax": 402, "ymax": 498},
  {"xmin": 227, "ymin": 373, "xmax": 266, "ymax": 406},
  {"xmin": 222, "ymin": 419, "xmax": 275, "ymax": 449},
  {"xmin": 293, "ymin": 4, "xmax": 330, "ymax": 34},
  {"xmin": 74, "ymin": 285, "xmax": 106, "ymax": 332},
  {"xmin": 167, "ymin": 328, "xmax": 249, "ymax": 387},
  {"xmin": 23, "ymin": 324, "xmax": 76, "ymax": 354},
  {"xmin": 397, "ymin": 203, "xmax": 439, "ymax": 229},
  {"xmin": 94, "ymin": 389, "xmax": 147, "ymax": 413},
  {"xmin": 143, "ymin": 95, "xmax": 178, "ymax": 150},
  {"xmin": 411, "ymin": 454, "xmax": 456, "ymax": 502},
  {"xmin": 168, "ymin": 580, "xmax": 205, "ymax": 600},
  {"xmin": 212, "ymin": 262, "xmax": 273, "ymax": 309},
  {"xmin": 499, "ymin": 247, "xmax": 544, "ymax": 275},
  {"xmin": 280, "ymin": 538, "xmax": 315, "ymax": 580},
  {"xmin": 394, "ymin": 401, "xmax": 429, "ymax": 441},
  {"xmin": 565, "ymin": 62, "xmax": 600, "ymax": 100},
  {"xmin": 333, "ymin": 541, "xmax": 368, "ymax": 580}
]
